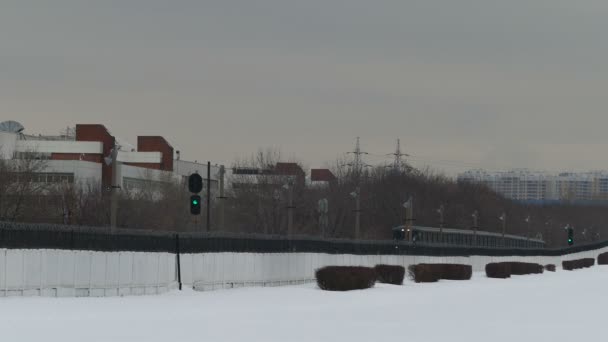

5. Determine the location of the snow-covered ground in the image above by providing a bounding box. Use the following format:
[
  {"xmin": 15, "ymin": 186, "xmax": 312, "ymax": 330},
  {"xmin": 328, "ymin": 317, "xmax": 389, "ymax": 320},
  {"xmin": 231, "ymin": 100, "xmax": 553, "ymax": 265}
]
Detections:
[{"xmin": 1, "ymin": 267, "xmax": 607, "ymax": 342}]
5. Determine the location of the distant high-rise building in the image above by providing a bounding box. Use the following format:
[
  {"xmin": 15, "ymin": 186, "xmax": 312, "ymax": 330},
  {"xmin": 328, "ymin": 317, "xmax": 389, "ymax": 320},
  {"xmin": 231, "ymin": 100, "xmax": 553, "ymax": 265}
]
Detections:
[{"xmin": 458, "ymin": 169, "xmax": 608, "ymax": 203}]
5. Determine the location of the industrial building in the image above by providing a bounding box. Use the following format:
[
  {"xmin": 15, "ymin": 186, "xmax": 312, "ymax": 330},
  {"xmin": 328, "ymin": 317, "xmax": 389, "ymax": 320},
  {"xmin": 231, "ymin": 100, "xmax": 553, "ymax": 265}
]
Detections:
[{"xmin": 0, "ymin": 121, "xmax": 221, "ymax": 195}]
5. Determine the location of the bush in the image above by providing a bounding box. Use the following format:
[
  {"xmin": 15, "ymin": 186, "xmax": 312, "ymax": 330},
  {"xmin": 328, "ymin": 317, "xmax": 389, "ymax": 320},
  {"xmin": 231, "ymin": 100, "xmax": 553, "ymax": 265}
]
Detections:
[
  {"xmin": 598, "ymin": 252, "xmax": 608, "ymax": 265},
  {"xmin": 485, "ymin": 262, "xmax": 543, "ymax": 278},
  {"xmin": 439, "ymin": 264, "xmax": 473, "ymax": 280},
  {"xmin": 374, "ymin": 265, "xmax": 406, "ymax": 285},
  {"xmin": 408, "ymin": 264, "xmax": 441, "ymax": 283},
  {"xmin": 315, "ymin": 266, "xmax": 376, "ymax": 291},
  {"xmin": 508, "ymin": 262, "xmax": 544, "ymax": 275},
  {"xmin": 563, "ymin": 258, "xmax": 595, "ymax": 271},
  {"xmin": 544, "ymin": 264, "xmax": 556, "ymax": 272},
  {"xmin": 408, "ymin": 264, "xmax": 472, "ymax": 283},
  {"xmin": 485, "ymin": 263, "xmax": 511, "ymax": 279}
]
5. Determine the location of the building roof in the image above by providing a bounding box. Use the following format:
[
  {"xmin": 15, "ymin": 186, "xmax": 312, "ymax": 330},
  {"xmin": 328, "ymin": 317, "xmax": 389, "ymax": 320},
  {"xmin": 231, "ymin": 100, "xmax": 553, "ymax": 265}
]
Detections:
[
  {"xmin": 274, "ymin": 162, "xmax": 305, "ymax": 176},
  {"xmin": 311, "ymin": 169, "xmax": 336, "ymax": 182}
]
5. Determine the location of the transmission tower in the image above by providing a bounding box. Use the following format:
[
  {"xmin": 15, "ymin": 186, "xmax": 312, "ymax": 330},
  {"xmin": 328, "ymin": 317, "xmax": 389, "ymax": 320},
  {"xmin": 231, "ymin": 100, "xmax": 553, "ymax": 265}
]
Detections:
[
  {"xmin": 386, "ymin": 139, "xmax": 410, "ymax": 172},
  {"xmin": 346, "ymin": 137, "xmax": 370, "ymax": 176}
]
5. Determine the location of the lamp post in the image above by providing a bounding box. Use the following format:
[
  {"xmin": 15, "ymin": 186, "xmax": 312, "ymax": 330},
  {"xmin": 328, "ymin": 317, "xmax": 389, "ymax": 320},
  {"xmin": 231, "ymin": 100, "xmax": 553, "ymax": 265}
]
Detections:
[
  {"xmin": 283, "ymin": 181, "xmax": 294, "ymax": 237},
  {"xmin": 273, "ymin": 189, "xmax": 281, "ymax": 235},
  {"xmin": 217, "ymin": 166, "xmax": 226, "ymax": 232},
  {"xmin": 403, "ymin": 196, "xmax": 413, "ymax": 241},
  {"xmin": 545, "ymin": 219, "xmax": 552, "ymax": 247},
  {"xmin": 472, "ymin": 210, "xmax": 479, "ymax": 246},
  {"xmin": 499, "ymin": 212, "xmax": 507, "ymax": 247},
  {"xmin": 318, "ymin": 198, "xmax": 329, "ymax": 238},
  {"xmin": 436, "ymin": 205, "xmax": 445, "ymax": 243},
  {"xmin": 104, "ymin": 143, "xmax": 121, "ymax": 232},
  {"xmin": 350, "ymin": 187, "xmax": 361, "ymax": 240}
]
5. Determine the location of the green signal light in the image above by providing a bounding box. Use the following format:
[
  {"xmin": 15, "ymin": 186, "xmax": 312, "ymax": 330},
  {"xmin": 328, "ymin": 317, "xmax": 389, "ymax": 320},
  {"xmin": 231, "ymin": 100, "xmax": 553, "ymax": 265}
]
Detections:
[{"xmin": 192, "ymin": 200, "xmax": 199, "ymax": 205}]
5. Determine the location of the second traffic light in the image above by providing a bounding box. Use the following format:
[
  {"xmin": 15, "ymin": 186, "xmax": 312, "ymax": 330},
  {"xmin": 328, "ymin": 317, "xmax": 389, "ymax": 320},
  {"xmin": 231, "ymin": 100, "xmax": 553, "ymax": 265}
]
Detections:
[
  {"xmin": 190, "ymin": 195, "xmax": 202, "ymax": 215},
  {"xmin": 567, "ymin": 227, "xmax": 574, "ymax": 246},
  {"xmin": 188, "ymin": 173, "xmax": 203, "ymax": 193}
]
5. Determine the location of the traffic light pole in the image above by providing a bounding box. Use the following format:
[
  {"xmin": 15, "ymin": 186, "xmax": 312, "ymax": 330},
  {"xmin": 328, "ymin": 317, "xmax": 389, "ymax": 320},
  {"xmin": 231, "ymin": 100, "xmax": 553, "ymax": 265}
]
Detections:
[{"xmin": 188, "ymin": 173, "xmax": 203, "ymax": 229}]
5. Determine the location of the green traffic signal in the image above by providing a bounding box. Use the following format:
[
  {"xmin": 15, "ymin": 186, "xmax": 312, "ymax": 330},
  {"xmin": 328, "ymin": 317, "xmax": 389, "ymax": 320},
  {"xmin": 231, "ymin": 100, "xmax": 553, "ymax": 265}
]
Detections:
[{"xmin": 190, "ymin": 195, "xmax": 202, "ymax": 215}]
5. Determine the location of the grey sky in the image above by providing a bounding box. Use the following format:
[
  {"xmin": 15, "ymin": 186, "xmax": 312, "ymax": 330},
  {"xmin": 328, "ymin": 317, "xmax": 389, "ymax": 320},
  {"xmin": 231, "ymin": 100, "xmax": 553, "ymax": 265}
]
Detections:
[{"xmin": 2, "ymin": 0, "xmax": 608, "ymax": 174}]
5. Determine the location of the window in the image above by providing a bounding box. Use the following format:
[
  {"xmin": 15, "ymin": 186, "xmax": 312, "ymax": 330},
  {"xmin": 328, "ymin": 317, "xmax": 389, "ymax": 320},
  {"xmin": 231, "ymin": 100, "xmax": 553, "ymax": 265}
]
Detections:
[{"xmin": 33, "ymin": 172, "xmax": 74, "ymax": 184}]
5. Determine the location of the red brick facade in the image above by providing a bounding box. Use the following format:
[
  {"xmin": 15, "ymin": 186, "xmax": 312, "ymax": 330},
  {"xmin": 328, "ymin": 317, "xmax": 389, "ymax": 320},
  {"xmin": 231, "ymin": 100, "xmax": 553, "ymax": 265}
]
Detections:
[
  {"xmin": 136, "ymin": 136, "xmax": 174, "ymax": 171},
  {"xmin": 46, "ymin": 124, "xmax": 175, "ymax": 188},
  {"xmin": 74, "ymin": 124, "xmax": 116, "ymax": 187},
  {"xmin": 275, "ymin": 162, "xmax": 306, "ymax": 187}
]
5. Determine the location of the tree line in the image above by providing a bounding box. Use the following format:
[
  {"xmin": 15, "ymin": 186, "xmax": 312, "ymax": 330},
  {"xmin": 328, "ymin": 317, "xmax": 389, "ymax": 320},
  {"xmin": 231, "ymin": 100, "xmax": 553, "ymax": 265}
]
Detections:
[{"xmin": 1, "ymin": 149, "xmax": 606, "ymax": 248}]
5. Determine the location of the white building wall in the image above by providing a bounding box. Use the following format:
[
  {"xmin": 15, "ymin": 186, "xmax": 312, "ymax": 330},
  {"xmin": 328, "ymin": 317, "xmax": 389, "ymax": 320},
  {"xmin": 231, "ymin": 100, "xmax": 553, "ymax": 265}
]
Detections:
[
  {"xmin": 0, "ymin": 131, "xmax": 18, "ymax": 159},
  {"xmin": 16, "ymin": 140, "xmax": 103, "ymax": 154},
  {"xmin": 117, "ymin": 151, "xmax": 161, "ymax": 163},
  {"xmin": 44, "ymin": 160, "xmax": 103, "ymax": 185},
  {"xmin": 119, "ymin": 164, "xmax": 178, "ymax": 184},
  {"xmin": 174, "ymin": 160, "xmax": 220, "ymax": 180}
]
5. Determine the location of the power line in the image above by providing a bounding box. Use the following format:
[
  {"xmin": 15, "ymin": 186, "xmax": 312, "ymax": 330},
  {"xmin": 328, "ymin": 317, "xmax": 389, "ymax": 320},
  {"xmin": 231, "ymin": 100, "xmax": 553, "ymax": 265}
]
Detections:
[
  {"xmin": 386, "ymin": 138, "xmax": 410, "ymax": 171},
  {"xmin": 346, "ymin": 137, "xmax": 372, "ymax": 175}
]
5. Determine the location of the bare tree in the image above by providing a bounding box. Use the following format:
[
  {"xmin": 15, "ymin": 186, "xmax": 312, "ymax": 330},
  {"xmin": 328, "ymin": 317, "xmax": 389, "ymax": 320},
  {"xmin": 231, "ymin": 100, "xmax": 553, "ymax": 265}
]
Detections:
[{"xmin": 0, "ymin": 152, "xmax": 49, "ymax": 221}]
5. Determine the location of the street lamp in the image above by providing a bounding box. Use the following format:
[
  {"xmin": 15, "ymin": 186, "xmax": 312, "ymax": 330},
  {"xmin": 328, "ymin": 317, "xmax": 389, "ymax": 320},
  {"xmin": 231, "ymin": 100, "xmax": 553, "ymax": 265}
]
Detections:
[
  {"xmin": 351, "ymin": 187, "xmax": 361, "ymax": 239},
  {"xmin": 403, "ymin": 196, "xmax": 413, "ymax": 241},
  {"xmin": 499, "ymin": 212, "xmax": 507, "ymax": 247},
  {"xmin": 472, "ymin": 210, "xmax": 479, "ymax": 246},
  {"xmin": 318, "ymin": 198, "xmax": 329, "ymax": 238},
  {"xmin": 104, "ymin": 143, "xmax": 121, "ymax": 232},
  {"xmin": 283, "ymin": 181, "xmax": 294, "ymax": 237},
  {"xmin": 545, "ymin": 219, "xmax": 552, "ymax": 246},
  {"xmin": 436, "ymin": 205, "xmax": 445, "ymax": 243}
]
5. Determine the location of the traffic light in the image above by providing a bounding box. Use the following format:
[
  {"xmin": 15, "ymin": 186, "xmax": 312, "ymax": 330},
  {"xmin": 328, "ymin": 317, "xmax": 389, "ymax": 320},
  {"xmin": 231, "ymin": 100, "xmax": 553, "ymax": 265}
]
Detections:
[
  {"xmin": 188, "ymin": 173, "xmax": 203, "ymax": 193},
  {"xmin": 568, "ymin": 228, "xmax": 574, "ymax": 246},
  {"xmin": 190, "ymin": 195, "xmax": 201, "ymax": 215}
]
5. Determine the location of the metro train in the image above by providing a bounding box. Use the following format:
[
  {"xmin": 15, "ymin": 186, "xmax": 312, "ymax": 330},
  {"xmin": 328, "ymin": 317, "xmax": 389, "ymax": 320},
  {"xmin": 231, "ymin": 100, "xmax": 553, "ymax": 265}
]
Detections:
[{"xmin": 392, "ymin": 225, "xmax": 545, "ymax": 249}]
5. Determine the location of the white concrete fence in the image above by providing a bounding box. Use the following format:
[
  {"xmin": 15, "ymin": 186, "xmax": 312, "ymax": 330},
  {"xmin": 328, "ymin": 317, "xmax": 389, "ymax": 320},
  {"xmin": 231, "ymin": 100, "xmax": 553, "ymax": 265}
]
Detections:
[
  {"xmin": 0, "ymin": 246, "xmax": 606, "ymax": 297},
  {"xmin": 0, "ymin": 249, "xmax": 176, "ymax": 297}
]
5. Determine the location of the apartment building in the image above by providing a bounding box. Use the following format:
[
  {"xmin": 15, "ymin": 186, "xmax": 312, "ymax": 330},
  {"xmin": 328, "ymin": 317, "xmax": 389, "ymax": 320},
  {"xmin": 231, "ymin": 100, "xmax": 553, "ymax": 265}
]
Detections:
[{"xmin": 458, "ymin": 169, "xmax": 608, "ymax": 203}]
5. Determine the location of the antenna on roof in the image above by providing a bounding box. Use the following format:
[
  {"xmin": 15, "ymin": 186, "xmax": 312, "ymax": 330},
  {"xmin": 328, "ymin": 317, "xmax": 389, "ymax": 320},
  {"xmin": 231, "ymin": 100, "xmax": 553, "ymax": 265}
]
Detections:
[{"xmin": 0, "ymin": 120, "xmax": 25, "ymax": 133}]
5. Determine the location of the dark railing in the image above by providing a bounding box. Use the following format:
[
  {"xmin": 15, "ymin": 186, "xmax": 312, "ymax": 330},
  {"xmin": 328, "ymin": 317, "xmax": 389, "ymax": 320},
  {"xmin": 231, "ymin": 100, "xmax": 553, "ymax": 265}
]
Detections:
[{"xmin": 0, "ymin": 221, "xmax": 605, "ymax": 257}]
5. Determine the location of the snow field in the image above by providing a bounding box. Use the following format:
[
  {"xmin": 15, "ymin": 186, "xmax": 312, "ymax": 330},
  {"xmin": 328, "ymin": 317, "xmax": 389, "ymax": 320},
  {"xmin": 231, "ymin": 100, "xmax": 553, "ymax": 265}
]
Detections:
[{"xmin": 1, "ymin": 266, "xmax": 607, "ymax": 342}]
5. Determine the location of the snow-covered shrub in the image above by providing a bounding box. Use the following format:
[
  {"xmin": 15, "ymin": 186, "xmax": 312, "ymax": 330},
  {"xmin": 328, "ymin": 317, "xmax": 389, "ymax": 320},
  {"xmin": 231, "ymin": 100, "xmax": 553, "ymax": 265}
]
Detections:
[
  {"xmin": 408, "ymin": 264, "xmax": 441, "ymax": 283},
  {"xmin": 440, "ymin": 264, "xmax": 473, "ymax": 280},
  {"xmin": 544, "ymin": 264, "xmax": 556, "ymax": 272},
  {"xmin": 485, "ymin": 263, "xmax": 511, "ymax": 279},
  {"xmin": 315, "ymin": 266, "xmax": 376, "ymax": 291},
  {"xmin": 507, "ymin": 262, "xmax": 543, "ymax": 275},
  {"xmin": 563, "ymin": 258, "xmax": 595, "ymax": 271},
  {"xmin": 374, "ymin": 265, "xmax": 405, "ymax": 285},
  {"xmin": 408, "ymin": 264, "xmax": 472, "ymax": 283},
  {"xmin": 598, "ymin": 252, "xmax": 608, "ymax": 265}
]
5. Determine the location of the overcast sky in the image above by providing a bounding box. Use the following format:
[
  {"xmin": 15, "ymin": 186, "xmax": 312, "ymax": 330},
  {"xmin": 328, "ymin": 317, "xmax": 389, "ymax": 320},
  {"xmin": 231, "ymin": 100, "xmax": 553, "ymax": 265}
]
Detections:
[{"xmin": 2, "ymin": 1, "xmax": 608, "ymax": 174}]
